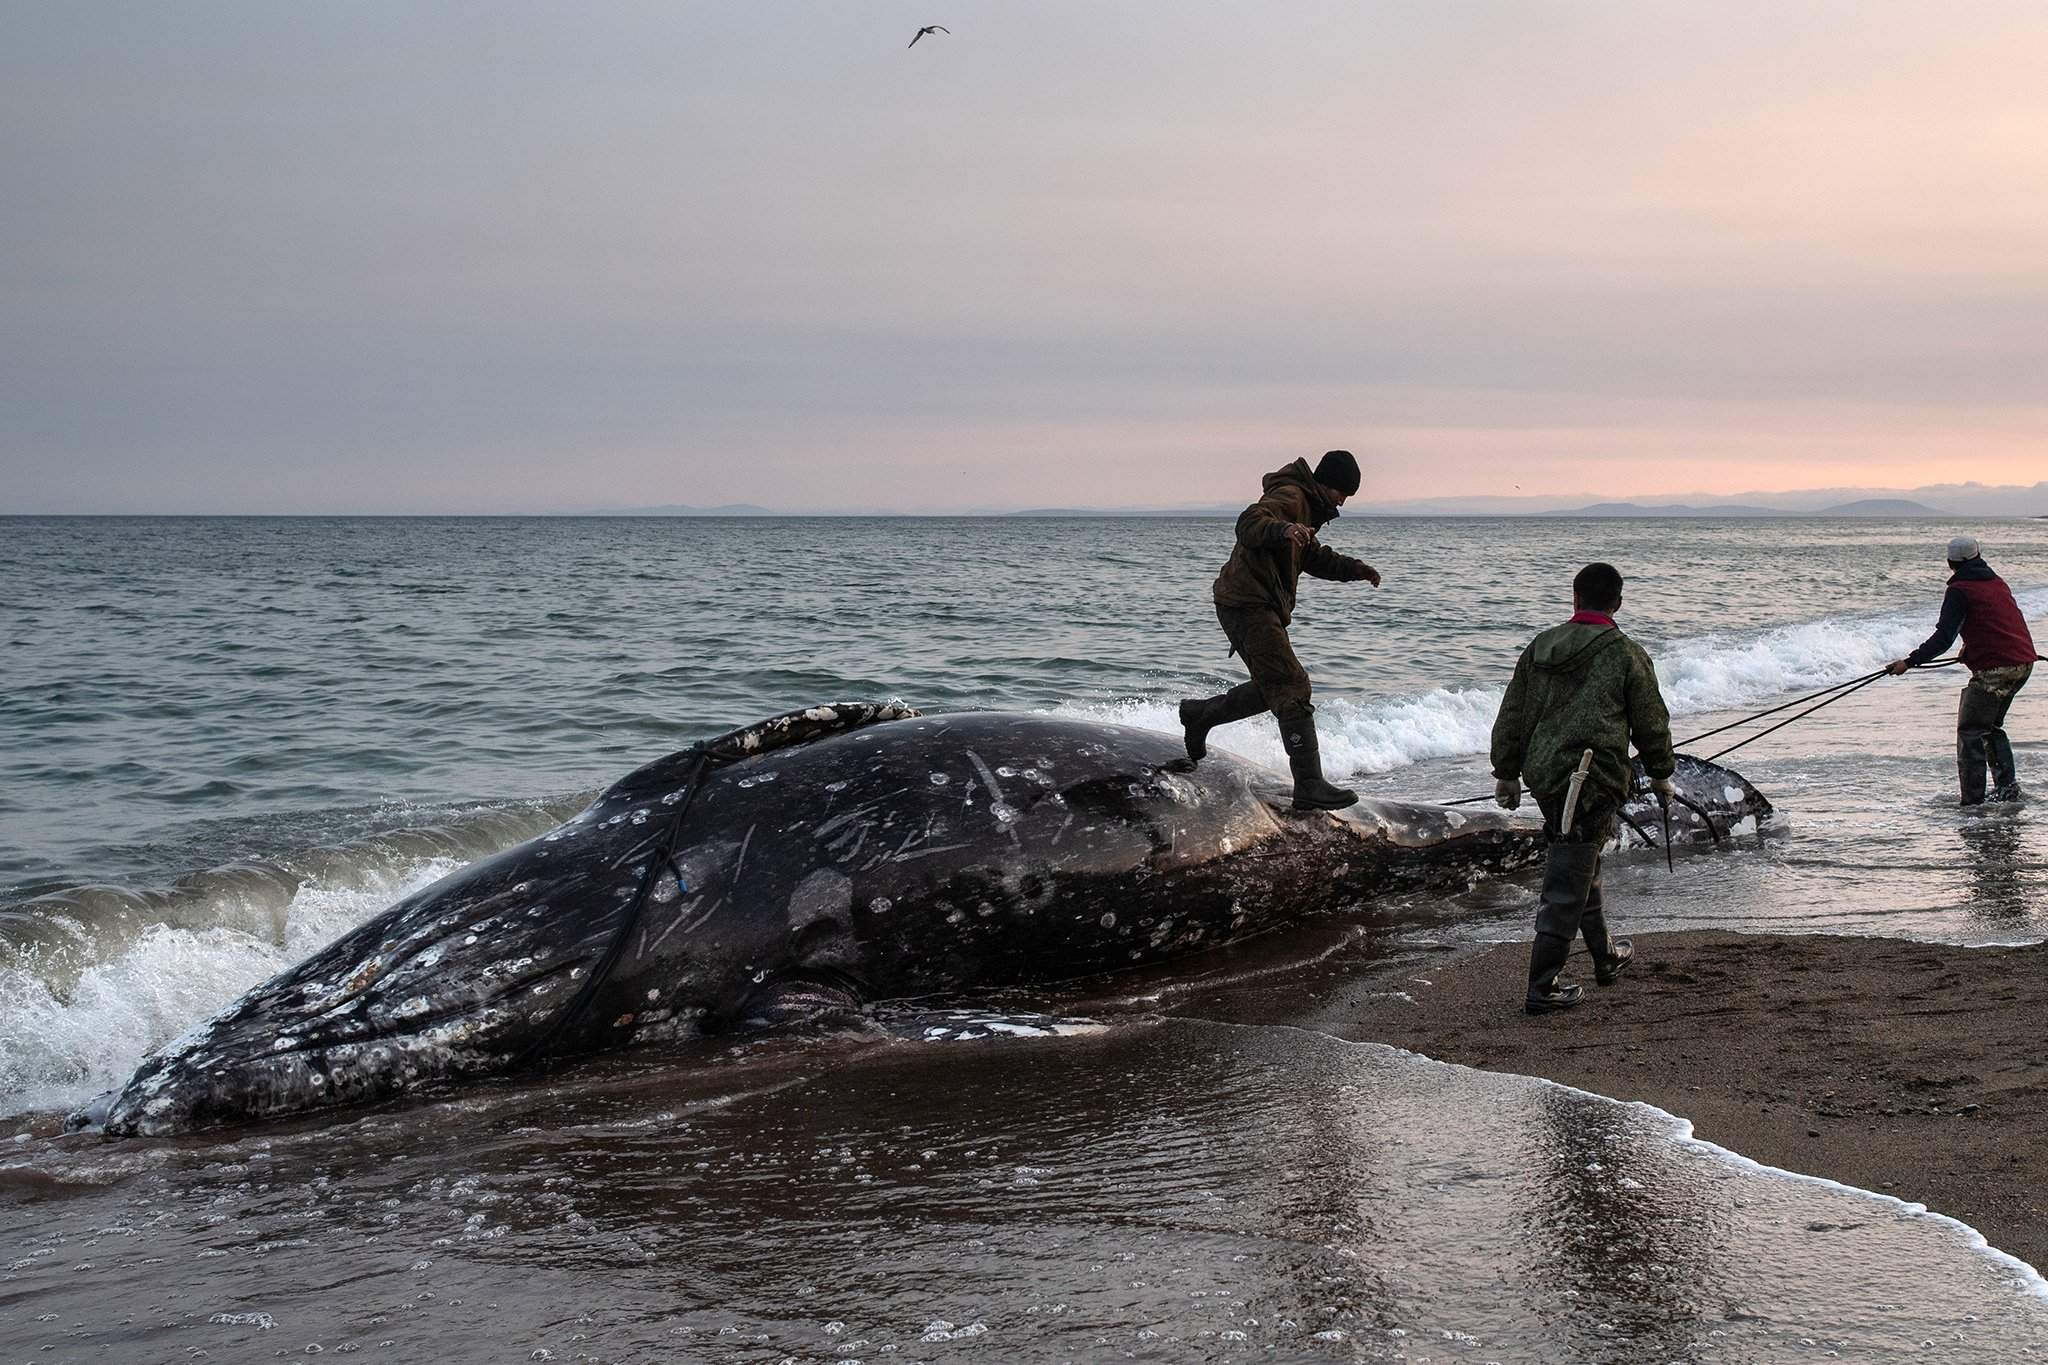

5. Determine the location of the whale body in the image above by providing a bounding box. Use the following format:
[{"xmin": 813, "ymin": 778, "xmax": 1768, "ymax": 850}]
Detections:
[{"xmin": 82, "ymin": 703, "xmax": 1772, "ymax": 1136}]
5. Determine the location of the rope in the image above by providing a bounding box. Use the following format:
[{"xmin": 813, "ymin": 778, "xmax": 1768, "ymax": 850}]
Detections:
[
  {"xmin": 1671, "ymin": 671, "xmax": 1883, "ymax": 749},
  {"xmin": 1698, "ymin": 657, "xmax": 1980, "ymax": 762},
  {"xmin": 1680, "ymin": 656, "xmax": 1966, "ymax": 752},
  {"xmin": 1439, "ymin": 653, "xmax": 1993, "ymax": 807},
  {"xmin": 1698, "ymin": 673, "xmax": 1888, "ymax": 762},
  {"xmin": 517, "ymin": 749, "xmax": 710, "ymax": 1070},
  {"xmin": 516, "ymin": 700, "xmax": 920, "ymax": 1069}
]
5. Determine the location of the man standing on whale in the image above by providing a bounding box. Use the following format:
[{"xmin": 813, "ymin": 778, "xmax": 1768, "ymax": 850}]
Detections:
[{"xmin": 1179, "ymin": 449, "xmax": 1380, "ymax": 811}]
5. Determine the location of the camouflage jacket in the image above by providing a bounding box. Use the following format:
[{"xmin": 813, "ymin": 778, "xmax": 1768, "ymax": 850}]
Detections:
[
  {"xmin": 1490, "ymin": 619, "xmax": 1675, "ymax": 808},
  {"xmin": 1211, "ymin": 459, "xmax": 1374, "ymax": 625}
]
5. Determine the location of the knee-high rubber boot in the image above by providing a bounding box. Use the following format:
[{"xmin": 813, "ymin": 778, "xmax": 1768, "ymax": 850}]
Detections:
[
  {"xmin": 1276, "ymin": 705, "xmax": 1357, "ymax": 811},
  {"xmin": 1987, "ymin": 728, "xmax": 2021, "ymax": 802},
  {"xmin": 1957, "ymin": 726, "xmax": 1992, "ymax": 806},
  {"xmin": 1178, "ymin": 682, "xmax": 1268, "ymax": 763},
  {"xmin": 1527, "ymin": 844, "xmax": 1599, "ymax": 1013},
  {"xmin": 1957, "ymin": 682, "xmax": 2004, "ymax": 806},
  {"xmin": 1578, "ymin": 872, "xmax": 1634, "ymax": 986}
]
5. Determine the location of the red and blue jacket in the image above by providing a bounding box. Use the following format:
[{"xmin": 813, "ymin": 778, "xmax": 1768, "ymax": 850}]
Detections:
[{"xmin": 1904, "ymin": 559, "xmax": 2037, "ymax": 671}]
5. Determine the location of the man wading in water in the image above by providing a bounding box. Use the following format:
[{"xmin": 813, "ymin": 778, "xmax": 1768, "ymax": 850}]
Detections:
[
  {"xmin": 1178, "ymin": 449, "xmax": 1380, "ymax": 811},
  {"xmin": 1490, "ymin": 563, "xmax": 1675, "ymax": 1014},
  {"xmin": 1885, "ymin": 535, "xmax": 2037, "ymax": 805}
]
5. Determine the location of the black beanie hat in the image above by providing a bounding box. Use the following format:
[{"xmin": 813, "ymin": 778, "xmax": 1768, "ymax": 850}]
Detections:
[{"xmin": 1313, "ymin": 449, "xmax": 1360, "ymax": 496}]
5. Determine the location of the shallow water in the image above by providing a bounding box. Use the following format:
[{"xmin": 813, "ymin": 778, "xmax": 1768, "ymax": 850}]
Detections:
[
  {"xmin": 4, "ymin": 514, "xmax": 2046, "ymax": 1359},
  {"xmin": 5, "ymin": 1020, "xmax": 2043, "ymax": 1363},
  {"xmin": 7, "ymin": 513, "xmax": 2044, "ymax": 896}
]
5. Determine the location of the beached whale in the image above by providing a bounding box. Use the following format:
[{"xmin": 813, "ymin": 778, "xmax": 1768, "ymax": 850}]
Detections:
[{"xmin": 79, "ymin": 703, "xmax": 1772, "ymax": 1136}]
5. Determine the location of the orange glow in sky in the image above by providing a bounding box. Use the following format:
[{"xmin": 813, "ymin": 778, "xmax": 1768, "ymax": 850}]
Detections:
[{"xmin": 2, "ymin": 3, "xmax": 2044, "ymax": 512}]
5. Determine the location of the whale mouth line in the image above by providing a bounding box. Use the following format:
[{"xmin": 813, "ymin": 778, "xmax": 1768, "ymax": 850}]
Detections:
[{"xmin": 264, "ymin": 955, "xmax": 600, "ymax": 1060}]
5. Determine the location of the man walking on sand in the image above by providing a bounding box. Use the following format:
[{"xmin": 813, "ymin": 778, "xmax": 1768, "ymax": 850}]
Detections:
[
  {"xmin": 1177, "ymin": 450, "xmax": 1380, "ymax": 811},
  {"xmin": 1885, "ymin": 536, "xmax": 2037, "ymax": 806},
  {"xmin": 1491, "ymin": 562, "xmax": 1675, "ymax": 1014}
]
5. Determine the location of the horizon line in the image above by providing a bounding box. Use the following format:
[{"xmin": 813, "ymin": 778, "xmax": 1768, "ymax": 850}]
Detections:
[{"xmin": 7, "ymin": 509, "xmax": 2046, "ymax": 520}]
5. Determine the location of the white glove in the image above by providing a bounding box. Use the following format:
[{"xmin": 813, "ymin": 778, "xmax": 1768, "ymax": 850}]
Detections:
[
  {"xmin": 1651, "ymin": 776, "xmax": 1676, "ymax": 804},
  {"xmin": 1494, "ymin": 779, "xmax": 1521, "ymax": 811}
]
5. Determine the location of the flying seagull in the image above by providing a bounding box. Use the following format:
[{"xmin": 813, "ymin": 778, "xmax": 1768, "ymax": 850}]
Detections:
[{"xmin": 909, "ymin": 24, "xmax": 949, "ymax": 48}]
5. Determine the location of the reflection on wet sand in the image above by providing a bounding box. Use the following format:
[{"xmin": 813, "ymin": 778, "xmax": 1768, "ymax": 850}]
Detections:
[
  {"xmin": 1959, "ymin": 816, "xmax": 2033, "ymax": 924},
  {"xmin": 1529, "ymin": 1083, "xmax": 1713, "ymax": 1363},
  {"xmin": 5, "ymin": 1019, "xmax": 2044, "ymax": 1363}
]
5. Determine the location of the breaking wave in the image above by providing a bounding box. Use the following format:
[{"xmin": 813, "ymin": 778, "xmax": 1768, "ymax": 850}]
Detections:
[
  {"xmin": 1052, "ymin": 591, "xmax": 2048, "ymax": 779},
  {"xmin": 0, "ymin": 802, "xmax": 576, "ymax": 1120}
]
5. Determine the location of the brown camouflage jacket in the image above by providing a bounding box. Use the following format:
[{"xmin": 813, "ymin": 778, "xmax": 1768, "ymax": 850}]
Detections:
[{"xmin": 1211, "ymin": 459, "xmax": 1373, "ymax": 625}]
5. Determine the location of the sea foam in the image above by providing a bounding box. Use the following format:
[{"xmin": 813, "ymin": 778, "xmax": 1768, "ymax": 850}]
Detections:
[
  {"xmin": 0, "ymin": 858, "xmax": 463, "ymax": 1120},
  {"xmin": 1053, "ymin": 591, "xmax": 2048, "ymax": 778}
]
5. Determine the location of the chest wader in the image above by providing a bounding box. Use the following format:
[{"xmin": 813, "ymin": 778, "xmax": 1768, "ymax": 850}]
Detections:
[
  {"xmin": 1957, "ymin": 664, "xmax": 2030, "ymax": 805},
  {"xmin": 1527, "ymin": 771, "xmax": 1634, "ymax": 1015}
]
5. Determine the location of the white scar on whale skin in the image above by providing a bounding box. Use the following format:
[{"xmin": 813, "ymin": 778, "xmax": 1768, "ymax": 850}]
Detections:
[
  {"xmin": 650, "ymin": 889, "xmax": 726, "ymax": 956},
  {"xmin": 965, "ymin": 750, "xmax": 1025, "ymax": 843},
  {"xmin": 815, "ymin": 792, "xmax": 911, "ymax": 840},
  {"xmin": 828, "ymin": 822, "xmax": 871, "ymax": 864},
  {"xmin": 891, "ymin": 843, "xmax": 975, "ymax": 864},
  {"xmin": 732, "ymin": 824, "xmax": 756, "ymax": 883}
]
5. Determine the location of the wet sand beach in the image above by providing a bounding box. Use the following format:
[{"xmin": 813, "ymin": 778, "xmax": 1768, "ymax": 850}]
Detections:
[{"xmin": 1338, "ymin": 929, "xmax": 2048, "ymax": 1273}]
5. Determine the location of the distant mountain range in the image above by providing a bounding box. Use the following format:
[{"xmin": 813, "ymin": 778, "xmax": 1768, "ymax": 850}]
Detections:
[
  {"xmin": 1003, "ymin": 506, "xmax": 1237, "ymax": 518},
  {"xmin": 574, "ymin": 480, "xmax": 2045, "ymax": 518},
  {"xmin": 1542, "ymin": 498, "xmax": 1948, "ymax": 518},
  {"xmin": 584, "ymin": 502, "xmax": 773, "ymax": 516},
  {"xmin": 1368, "ymin": 481, "xmax": 2046, "ymax": 518}
]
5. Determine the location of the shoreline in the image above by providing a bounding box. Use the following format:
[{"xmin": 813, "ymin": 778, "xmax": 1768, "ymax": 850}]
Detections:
[{"xmin": 1328, "ymin": 930, "xmax": 2048, "ymax": 1275}]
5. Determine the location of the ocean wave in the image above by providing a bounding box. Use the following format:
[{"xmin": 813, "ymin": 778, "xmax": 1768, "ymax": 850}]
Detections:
[
  {"xmin": 0, "ymin": 858, "xmax": 469, "ymax": 1122},
  {"xmin": 1051, "ymin": 591, "xmax": 2048, "ymax": 778},
  {"xmin": 0, "ymin": 799, "xmax": 580, "ymax": 1121}
]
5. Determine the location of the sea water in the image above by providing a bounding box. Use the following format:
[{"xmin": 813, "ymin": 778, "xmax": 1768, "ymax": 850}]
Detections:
[{"xmin": 3, "ymin": 513, "xmax": 2046, "ymax": 1361}]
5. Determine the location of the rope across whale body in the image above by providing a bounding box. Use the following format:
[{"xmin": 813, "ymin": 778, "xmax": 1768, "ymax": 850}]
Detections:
[{"xmin": 521, "ymin": 701, "xmax": 921, "ymax": 1066}]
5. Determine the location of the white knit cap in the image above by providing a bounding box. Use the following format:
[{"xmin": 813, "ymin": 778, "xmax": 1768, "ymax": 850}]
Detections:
[{"xmin": 1947, "ymin": 535, "xmax": 1981, "ymax": 562}]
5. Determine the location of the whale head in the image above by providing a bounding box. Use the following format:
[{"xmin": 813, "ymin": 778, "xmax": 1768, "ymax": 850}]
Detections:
[
  {"xmin": 79, "ymin": 705, "xmax": 921, "ymax": 1136},
  {"xmin": 81, "ymin": 838, "xmax": 637, "ymax": 1135}
]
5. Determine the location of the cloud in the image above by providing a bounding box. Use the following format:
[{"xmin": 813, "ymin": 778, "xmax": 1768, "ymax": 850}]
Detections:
[{"xmin": 5, "ymin": 1, "xmax": 2047, "ymax": 511}]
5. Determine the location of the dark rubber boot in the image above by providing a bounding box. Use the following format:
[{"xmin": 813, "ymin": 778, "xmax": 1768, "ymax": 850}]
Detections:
[
  {"xmin": 1957, "ymin": 730, "xmax": 1991, "ymax": 806},
  {"xmin": 1277, "ymin": 705, "xmax": 1357, "ymax": 811},
  {"xmin": 1527, "ymin": 843, "xmax": 1599, "ymax": 1013},
  {"xmin": 1581, "ymin": 881, "xmax": 1633, "ymax": 987},
  {"xmin": 1178, "ymin": 682, "xmax": 1267, "ymax": 763},
  {"xmin": 1987, "ymin": 729, "xmax": 2021, "ymax": 803},
  {"xmin": 1526, "ymin": 934, "xmax": 1583, "ymax": 1014},
  {"xmin": 1957, "ymin": 684, "xmax": 2001, "ymax": 806}
]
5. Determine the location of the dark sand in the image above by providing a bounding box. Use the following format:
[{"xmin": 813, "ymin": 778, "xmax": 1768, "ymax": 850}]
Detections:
[{"xmin": 1337, "ymin": 931, "xmax": 2048, "ymax": 1274}]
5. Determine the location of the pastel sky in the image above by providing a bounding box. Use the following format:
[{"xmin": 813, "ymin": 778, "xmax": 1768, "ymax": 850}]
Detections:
[{"xmin": 4, "ymin": 2, "xmax": 2045, "ymax": 513}]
